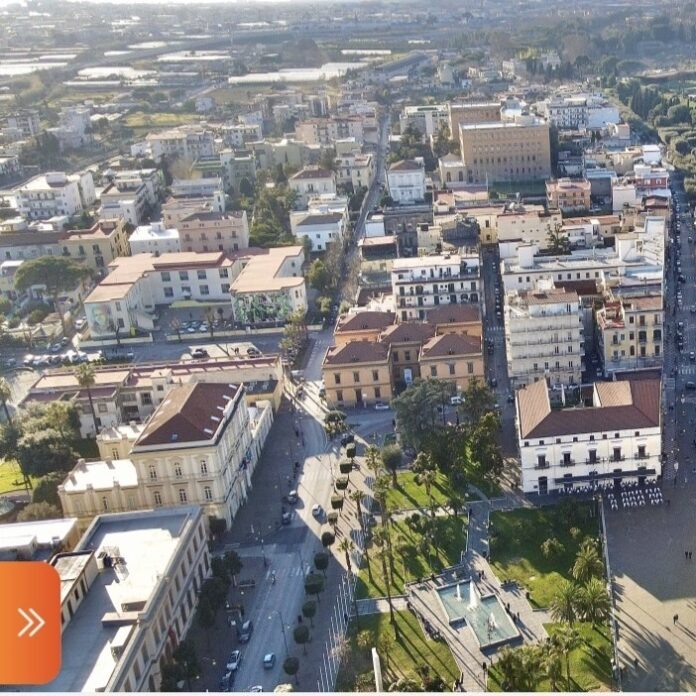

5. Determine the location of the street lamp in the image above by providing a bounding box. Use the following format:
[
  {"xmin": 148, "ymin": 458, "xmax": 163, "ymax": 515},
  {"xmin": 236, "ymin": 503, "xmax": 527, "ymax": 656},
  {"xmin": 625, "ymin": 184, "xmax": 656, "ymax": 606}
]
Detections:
[{"xmin": 271, "ymin": 609, "xmax": 290, "ymax": 657}]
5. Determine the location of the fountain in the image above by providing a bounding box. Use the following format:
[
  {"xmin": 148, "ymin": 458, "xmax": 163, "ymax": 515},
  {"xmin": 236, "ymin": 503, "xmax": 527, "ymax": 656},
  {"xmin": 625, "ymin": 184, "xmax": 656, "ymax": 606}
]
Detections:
[{"xmin": 435, "ymin": 577, "xmax": 519, "ymax": 649}]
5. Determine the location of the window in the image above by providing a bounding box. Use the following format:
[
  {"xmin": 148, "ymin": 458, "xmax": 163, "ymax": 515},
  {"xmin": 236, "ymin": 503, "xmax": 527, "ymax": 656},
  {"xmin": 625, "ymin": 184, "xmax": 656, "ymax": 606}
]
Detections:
[
  {"xmin": 588, "ymin": 450, "xmax": 597, "ymax": 464},
  {"xmin": 161, "ymin": 272, "xmax": 171, "ymax": 282},
  {"xmin": 405, "ymin": 350, "xmax": 411, "ymax": 361},
  {"xmin": 336, "ymin": 389, "xmax": 343, "ymax": 401},
  {"xmin": 353, "ymin": 371, "xmax": 359, "ymax": 383},
  {"xmin": 175, "ymin": 464, "xmax": 183, "ymax": 478},
  {"xmin": 448, "ymin": 363, "xmax": 455, "ymax": 375},
  {"xmin": 204, "ymin": 486, "xmax": 213, "ymax": 501},
  {"xmin": 199, "ymin": 285, "xmax": 210, "ymax": 295},
  {"xmin": 197, "ymin": 270, "xmax": 206, "ymax": 280},
  {"xmin": 98, "ymin": 403, "xmax": 108, "ymax": 413},
  {"xmin": 153, "ymin": 491, "xmax": 162, "ymax": 506},
  {"xmin": 148, "ymin": 465, "xmax": 157, "ymax": 481},
  {"xmin": 179, "ymin": 271, "xmax": 189, "ymax": 281},
  {"xmin": 200, "ymin": 460, "xmax": 208, "ymax": 474},
  {"xmin": 219, "ymin": 268, "xmax": 229, "ymax": 278},
  {"xmin": 164, "ymin": 287, "xmax": 174, "ymax": 298},
  {"xmin": 563, "ymin": 452, "xmax": 572, "ymax": 466},
  {"xmin": 430, "ymin": 366, "xmax": 437, "ymax": 377},
  {"xmin": 102, "ymin": 496, "xmax": 109, "ymax": 511},
  {"xmin": 115, "ymin": 301, "xmax": 122, "ymax": 312},
  {"xmin": 393, "ymin": 351, "xmax": 399, "ymax": 362},
  {"xmin": 372, "ymin": 370, "xmax": 379, "ymax": 381},
  {"xmin": 222, "ymin": 283, "xmax": 230, "ymax": 293},
  {"xmin": 181, "ymin": 285, "xmax": 191, "ymax": 295},
  {"xmin": 638, "ymin": 445, "xmax": 646, "ymax": 459},
  {"xmin": 375, "ymin": 387, "xmax": 381, "ymax": 398},
  {"xmin": 334, "ymin": 373, "xmax": 341, "ymax": 385},
  {"xmin": 467, "ymin": 362, "xmax": 474, "ymax": 374},
  {"xmin": 179, "ymin": 489, "xmax": 188, "ymax": 503},
  {"xmin": 613, "ymin": 447, "xmax": 622, "ymax": 462},
  {"xmin": 537, "ymin": 454, "xmax": 547, "ymax": 468}
]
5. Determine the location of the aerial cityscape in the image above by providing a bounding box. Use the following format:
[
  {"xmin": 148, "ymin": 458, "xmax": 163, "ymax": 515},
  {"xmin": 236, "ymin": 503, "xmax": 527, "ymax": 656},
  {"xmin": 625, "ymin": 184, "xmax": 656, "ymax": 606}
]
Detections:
[{"xmin": 0, "ymin": 0, "xmax": 695, "ymax": 692}]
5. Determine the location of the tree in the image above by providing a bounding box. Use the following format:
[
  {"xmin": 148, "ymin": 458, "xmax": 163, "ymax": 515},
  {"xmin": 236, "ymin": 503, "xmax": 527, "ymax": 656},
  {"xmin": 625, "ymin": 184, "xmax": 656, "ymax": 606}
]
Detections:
[
  {"xmin": 172, "ymin": 639, "xmax": 201, "ymax": 691},
  {"xmin": 32, "ymin": 472, "xmax": 64, "ymax": 508},
  {"xmin": 540, "ymin": 537, "xmax": 565, "ymax": 558},
  {"xmin": 314, "ymin": 551, "xmax": 329, "ymax": 576},
  {"xmin": 16, "ymin": 429, "xmax": 76, "ymax": 477},
  {"xmin": 549, "ymin": 579, "xmax": 581, "ymax": 625},
  {"xmin": 282, "ymin": 656, "xmax": 300, "ymax": 685},
  {"xmin": 381, "ymin": 444, "xmax": 403, "ymax": 485},
  {"xmin": 550, "ymin": 625, "xmax": 581, "ymax": 690},
  {"xmin": 223, "ymin": 550, "xmax": 243, "ymax": 586},
  {"xmin": 546, "ymin": 223, "xmax": 571, "ymax": 254},
  {"xmin": 391, "ymin": 379, "xmax": 452, "ymax": 448},
  {"xmin": 337, "ymin": 537, "xmax": 355, "ymax": 574},
  {"xmin": 324, "ymin": 410, "xmax": 348, "ymax": 438},
  {"xmin": 415, "ymin": 467, "xmax": 438, "ymax": 516},
  {"xmin": 293, "ymin": 624, "xmax": 310, "ymax": 655},
  {"xmin": 377, "ymin": 631, "xmax": 395, "ymax": 669},
  {"xmin": 459, "ymin": 378, "xmax": 496, "ymax": 425},
  {"xmin": 495, "ymin": 645, "xmax": 542, "ymax": 691},
  {"xmin": 373, "ymin": 526, "xmax": 396, "ymax": 625},
  {"xmin": 238, "ymin": 177, "xmax": 254, "ymax": 198},
  {"xmin": 307, "ymin": 259, "xmax": 332, "ymax": 293},
  {"xmin": 356, "ymin": 630, "xmax": 372, "ymax": 653},
  {"xmin": 572, "ymin": 543, "xmax": 604, "ymax": 583},
  {"xmin": 365, "ymin": 445, "xmax": 383, "ymax": 476},
  {"xmin": 301, "ymin": 600, "xmax": 316, "ymax": 627},
  {"xmin": 17, "ymin": 501, "xmax": 62, "ymax": 521},
  {"xmin": 170, "ymin": 318, "xmax": 183, "ymax": 342},
  {"xmin": 0, "ymin": 377, "xmax": 11, "ymax": 422},
  {"xmin": 579, "ymin": 577, "xmax": 610, "ymax": 627},
  {"xmin": 542, "ymin": 641, "xmax": 564, "ymax": 691},
  {"xmin": 304, "ymin": 572, "xmax": 324, "ymax": 603},
  {"xmin": 76, "ymin": 362, "xmax": 98, "ymax": 435},
  {"xmin": 14, "ymin": 257, "xmax": 90, "ymax": 333},
  {"xmin": 348, "ymin": 489, "xmax": 365, "ymax": 530}
]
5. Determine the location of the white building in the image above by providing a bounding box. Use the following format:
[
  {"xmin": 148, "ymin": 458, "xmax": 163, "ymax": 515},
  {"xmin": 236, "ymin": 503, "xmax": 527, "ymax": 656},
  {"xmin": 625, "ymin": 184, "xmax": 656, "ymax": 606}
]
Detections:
[
  {"xmin": 108, "ymin": 169, "xmax": 162, "ymax": 207},
  {"xmin": 505, "ymin": 284, "xmax": 584, "ymax": 388},
  {"xmin": 59, "ymin": 382, "xmax": 269, "ymax": 529},
  {"xmin": 543, "ymin": 94, "xmax": 620, "ymax": 130},
  {"xmin": 145, "ymin": 126, "xmax": 215, "ymax": 162},
  {"xmin": 15, "ymin": 171, "xmax": 94, "ymax": 220},
  {"xmin": 335, "ymin": 152, "xmax": 374, "ymax": 191},
  {"xmin": 45, "ymin": 506, "xmax": 209, "ymax": 691},
  {"xmin": 288, "ymin": 167, "xmax": 337, "ymax": 206},
  {"xmin": 391, "ymin": 253, "xmax": 480, "ymax": 321},
  {"xmin": 6, "ymin": 109, "xmax": 40, "ymax": 138},
  {"xmin": 129, "ymin": 221, "xmax": 181, "ymax": 255},
  {"xmin": 290, "ymin": 211, "xmax": 346, "ymax": 252},
  {"xmin": 387, "ymin": 159, "xmax": 426, "ymax": 205},
  {"xmin": 399, "ymin": 104, "xmax": 448, "ymax": 137},
  {"xmin": 516, "ymin": 376, "xmax": 661, "ymax": 494},
  {"xmin": 100, "ymin": 180, "xmax": 149, "ymax": 226}
]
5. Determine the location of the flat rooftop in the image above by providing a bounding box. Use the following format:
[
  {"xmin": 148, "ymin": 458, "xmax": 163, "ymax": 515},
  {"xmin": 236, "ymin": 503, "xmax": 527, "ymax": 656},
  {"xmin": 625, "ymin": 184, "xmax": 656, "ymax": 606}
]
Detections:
[
  {"xmin": 45, "ymin": 508, "xmax": 196, "ymax": 692},
  {"xmin": 61, "ymin": 458, "xmax": 138, "ymax": 493}
]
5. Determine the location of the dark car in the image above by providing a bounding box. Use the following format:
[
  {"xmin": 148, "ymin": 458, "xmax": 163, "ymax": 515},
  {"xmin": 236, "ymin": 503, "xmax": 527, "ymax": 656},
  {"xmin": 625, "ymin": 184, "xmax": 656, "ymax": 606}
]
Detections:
[
  {"xmin": 340, "ymin": 433, "xmax": 355, "ymax": 447},
  {"xmin": 686, "ymin": 382, "xmax": 696, "ymax": 391},
  {"xmin": 281, "ymin": 511, "xmax": 292, "ymax": 525}
]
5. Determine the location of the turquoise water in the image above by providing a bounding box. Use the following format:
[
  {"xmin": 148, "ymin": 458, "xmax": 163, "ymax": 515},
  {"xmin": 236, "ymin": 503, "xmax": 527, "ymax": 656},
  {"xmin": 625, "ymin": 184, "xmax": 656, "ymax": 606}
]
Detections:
[{"xmin": 436, "ymin": 580, "xmax": 519, "ymax": 648}]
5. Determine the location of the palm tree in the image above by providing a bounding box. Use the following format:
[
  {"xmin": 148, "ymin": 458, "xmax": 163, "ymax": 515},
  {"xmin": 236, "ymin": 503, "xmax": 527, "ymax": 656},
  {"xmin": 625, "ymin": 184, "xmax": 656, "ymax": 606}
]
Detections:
[
  {"xmin": 551, "ymin": 625, "xmax": 581, "ymax": 690},
  {"xmin": 349, "ymin": 488, "xmax": 365, "ymax": 530},
  {"xmin": 75, "ymin": 362, "xmax": 98, "ymax": 435},
  {"xmin": 495, "ymin": 645, "xmax": 541, "ymax": 691},
  {"xmin": 411, "ymin": 451, "xmax": 435, "ymax": 477},
  {"xmin": 549, "ymin": 579, "xmax": 581, "ymax": 625},
  {"xmin": 395, "ymin": 539, "xmax": 411, "ymax": 583},
  {"xmin": 337, "ymin": 537, "xmax": 355, "ymax": 574},
  {"xmin": 542, "ymin": 641, "xmax": 564, "ymax": 691},
  {"xmin": 0, "ymin": 378, "xmax": 12, "ymax": 422},
  {"xmin": 572, "ymin": 544, "xmax": 604, "ymax": 583},
  {"xmin": 365, "ymin": 445, "xmax": 383, "ymax": 477},
  {"xmin": 579, "ymin": 577, "xmax": 611, "ymax": 627},
  {"xmin": 373, "ymin": 526, "xmax": 395, "ymax": 625},
  {"xmin": 415, "ymin": 467, "xmax": 437, "ymax": 516},
  {"xmin": 373, "ymin": 474, "xmax": 391, "ymax": 525}
]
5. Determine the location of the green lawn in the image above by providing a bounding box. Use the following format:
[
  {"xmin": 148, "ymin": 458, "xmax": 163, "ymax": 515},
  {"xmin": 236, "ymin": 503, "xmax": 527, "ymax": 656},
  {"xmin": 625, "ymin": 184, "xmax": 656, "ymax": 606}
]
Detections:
[
  {"xmin": 385, "ymin": 471, "xmax": 453, "ymax": 511},
  {"xmin": 487, "ymin": 622, "xmax": 613, "ymax": 692},
  {"xmin": 0, "ymin": 458, "xmax": 37, "ymax": 494},
  {"xmin": 489, "ymin": 503, "xmax": 598, "ymax": 608},
  {"xmin": 123, "ymin": 112, "xmax": 202, "ymax": 129},
  {"xmin": 336, "ymin": 610, "xmax": 459, "ymax": 691},
  {"xmin": 356, "ymin": 515, "xmax": 467, "ymax": 599}
]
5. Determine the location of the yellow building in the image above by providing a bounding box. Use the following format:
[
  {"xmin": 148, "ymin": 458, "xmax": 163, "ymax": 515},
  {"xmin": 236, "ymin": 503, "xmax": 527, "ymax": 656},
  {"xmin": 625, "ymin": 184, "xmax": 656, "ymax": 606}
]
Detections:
[
  {"xmin": 61, "ymin": 219, "xmax": 131, "ymax": 276},
  {"xmin": 419, "ymin": 333, "xmax": 484, "ymax": 391},
  {"xmin": 596, "ymin": 293, "xmax": 663, "ymax": 376},
  {"xmin": 459, "ymin": 119, "xmax": 551, "ymax": 184},
  {"xmin": 448, "ymin": 101, "xmax": 501, "ymax": 135},
  {"xmin": 333, "ymin": 310, "xmax": 396, "ymax": 347},
  {"xmin": 546, "ymin": 178, "xmax": 591, "ymax": 212},
  {"xmin": 323, "ymin": 341, "xmax": 392, "ymax": 407}
]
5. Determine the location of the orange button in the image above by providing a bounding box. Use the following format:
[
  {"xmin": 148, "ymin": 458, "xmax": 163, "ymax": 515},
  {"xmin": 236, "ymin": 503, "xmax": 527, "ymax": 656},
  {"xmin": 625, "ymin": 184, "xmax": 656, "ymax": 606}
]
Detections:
[{"xmin": 0, "ymin": 562, "xmax": 61, "ymax": 685}]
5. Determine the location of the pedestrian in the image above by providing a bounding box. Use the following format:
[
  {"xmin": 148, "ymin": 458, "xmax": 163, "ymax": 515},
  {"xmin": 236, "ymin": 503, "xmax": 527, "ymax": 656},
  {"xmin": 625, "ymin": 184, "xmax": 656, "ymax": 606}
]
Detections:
[
  {"xmin": 516, "ymin": 612, "xmax": 520, "ymax": 622},
  {"xmin": 674, "ymin": 613, "xmax": 679, "ymax": 624},
  {"xmin": 667, "ymin": 499, "xmax": 671, "ymax": 506},
  {"xmin": 633, "ymin": 657, "xmax": 639, "ymax": 669},
  {"xmin": 298, "ymin": 615, "xmax": 302, "ymax": 624},
  {"xmin": 686, "ymin": 550, "xmax": 689, "ymax": 560},
  {"xmin": 343, "ymin": 612, "xmax": 348, "ymax": 623}
]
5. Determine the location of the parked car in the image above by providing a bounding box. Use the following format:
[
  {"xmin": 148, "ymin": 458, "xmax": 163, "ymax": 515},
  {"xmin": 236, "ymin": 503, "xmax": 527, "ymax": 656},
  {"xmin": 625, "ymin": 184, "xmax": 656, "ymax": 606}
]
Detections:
[
  {"xmin": 340, "ymin": 433, "xmax": 355, "ymax": 447},
  {"xmin": 286, "ymin": 489, "xmax": 298, "ymax": 504},
  {"xmin": 450, "ymin": 395, "xmax": 463, "ymax": 405},
  {"xmin": 22, "ymin": 354, "xmax": 34, "ymax": 367},
  {"xmin": 263, "ymin": 653, "xmax": 276, "ymax": 670},
  {"xmin": 311, "ymin": 504, "xmax": 323, "ymax": 518},
  {"xmin": 238, "ymin": 620, "xmax": 253, "ymax": 643},
  {"xmin": 191, "ymin": 347, "xmax": 208, "ymax": 359},
  {"xmin": 219, "ymin": 672, "xmax": 234, "ymax": 691},
  {"xmin": 281, "ymin": 511, "xmax": 292, "ymax": 525},
  {"xmin": 226, "ymin": 650, "xmax": 242, "ymax": 672},
  {"xmin": 246, "ymin": 346, "xmax": 261, "ymax": 356},
  {"xmin": 374, "ymin": 401, "xmax": 390, "ymax": 410}
]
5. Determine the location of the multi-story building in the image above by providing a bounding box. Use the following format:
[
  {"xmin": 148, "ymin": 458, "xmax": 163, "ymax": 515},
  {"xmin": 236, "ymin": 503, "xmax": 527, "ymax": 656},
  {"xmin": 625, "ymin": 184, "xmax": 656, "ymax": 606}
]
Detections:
[
  {"xmin": 44, "ymin": 506, "xmax": 209, "ymax": 691},
  {"xmin": 177, "ymin": 210, "xmax": 249, "ymax": 253},
  {"xmin": 546, "ymin": 178, "xmax": 592, "ymax": 213},
  {"xmin": 146, "ymin": 126, "xmax": 215, "ymax": 162},
  {"xmin": 391, "ymin": 253, "xmax": 480, "ymax": 321},
  {"xmin": 459, "ymin": 117, "xmax": 551, "ymax": 184},
  {"xmin": 294, "ymin": 117, "xmax": 364, "ymax": 146},
  {"xmin": 6, "ymin": 109, "xmax": 41, "ymax": 138},
  {"xmin": 15, "ymin": 171, "xmax": 94, "ymax": 220},
  {"xmin": 496, "ymin": 205, "xmax": 563, "ymax": 254},
  {"xmin": 161, "ymin": 192, "xmax": 226, "ymax": 227},
  {"xmin": 129, "ymin": 221, "xmax": 181, "ymax": 256},
  {"xmin": 24, "ymin": 354, "xmax": 284, "ymax": 437},
  {"xmin": 399, "ymin": 104, "xmax": 448, "ymax": 137},
  {"xmin": 288, "ymin": 167, "xmax": 337, "ymax": 206},
  {"xmin": 516, "ymin": 376, "xmax": 661, "ymax": 494},
  {"xmin": 596, "ymin": 293, "xmax": 663, "ymax": 376},
  {"xmin": 505, "ymin": 285, "xmax": 584, "ymax": 388},
  {"xmin": 335, "ymin": 152, "xmax": 374, "ymax": 191},
  {"xmin": 290, "ymin": 207, "xmax": 346, "ymax": 252},
  {"xmin": 387, "ymin": 159, "xmax": 427, "ymax": 205},
  {"xmin": 447, "ymin": 101, "xmax": 501, "ymax": 135},
  {"xmin": 61, "ymin": 219, "xmax": 131, "ymax": 276},
  {"xmin": 100, "ymin": 180, "xmax": 148, "ymax": 226},
  {"xmin": 220, "ymin": 122, "xmax": 263, "ymax": 148},
  {"xmin": 418, "ymin": 332, "xmax": 484, "ymax": 388},
  {"xmin": 108, "ymin": 169, "xmax": 162, "ymax": 207},
  {"xmin": 542, "ymin": 95, "xmax": 619, "ymax": 130},
  {"xmin": 59, "ymin": 382, "xmax": 270, "ymax": 529}
]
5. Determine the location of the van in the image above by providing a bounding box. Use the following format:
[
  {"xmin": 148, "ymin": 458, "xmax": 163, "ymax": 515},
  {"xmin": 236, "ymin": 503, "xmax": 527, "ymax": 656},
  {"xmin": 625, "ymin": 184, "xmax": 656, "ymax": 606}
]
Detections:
[{"xmin": 238, "ymin": 620, "xmax": 253, "ymax": 643}]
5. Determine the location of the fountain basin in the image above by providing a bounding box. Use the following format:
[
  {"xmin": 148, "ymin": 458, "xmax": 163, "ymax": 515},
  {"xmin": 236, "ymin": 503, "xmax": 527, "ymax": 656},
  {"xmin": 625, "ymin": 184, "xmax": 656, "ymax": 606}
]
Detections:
[{"xmin": 435, "ymin": 579, "xmax": 520, "ymax": 649}]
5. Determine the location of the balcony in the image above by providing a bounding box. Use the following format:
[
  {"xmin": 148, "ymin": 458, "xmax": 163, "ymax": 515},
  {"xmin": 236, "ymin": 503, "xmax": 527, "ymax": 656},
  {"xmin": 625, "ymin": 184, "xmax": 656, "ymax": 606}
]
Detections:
[
  {"xmin": 534, "ymin": 462, "xmax": 550, "ymax": 470},
  {"xmin": 559, "ymin": 458, "xmax": 576, "ymax": 467}
]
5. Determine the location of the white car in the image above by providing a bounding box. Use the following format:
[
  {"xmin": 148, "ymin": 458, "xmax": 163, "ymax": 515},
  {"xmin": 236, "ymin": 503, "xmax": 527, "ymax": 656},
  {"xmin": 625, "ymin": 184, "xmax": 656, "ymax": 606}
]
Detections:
[
  {"xmin": 374, "ymin": 401, "xmax": 390, "ymax": 410},
  {"xmin": 450, "ymin": 395, "xmax": 463, "ymax": 405},
  {"xmin": 311, "ymin": 504, "xmax": 323, "ymax": 518},
  {"xmin": 226, "ymin": 650, "xmax": 242, "ymax": 671}
]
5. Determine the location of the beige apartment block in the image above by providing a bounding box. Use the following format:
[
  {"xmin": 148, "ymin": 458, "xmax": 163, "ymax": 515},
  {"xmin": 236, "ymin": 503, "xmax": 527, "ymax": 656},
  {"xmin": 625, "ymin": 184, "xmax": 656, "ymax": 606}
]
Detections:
[
  {"xmin": 418, "ymin": 333, "xmax": 484, "ymax": 392},
  {"xmin": 459, "ymin": 119, "xmax": 551, "ymax": 184},
  {"xmin": 61, "ymin": 218, "xmax": 131, "ymax": 276},
  {"xmin": 546, "ymin": 178, "xmax": 592, "ymax": 212},
  {"xmin": 177, "ymin": 210, "xmax": 250, "ymax": 253},
  {"xmin": 596, "ymin": 293, "xmax": 663, "ymax": 376},
  {"xmin": 333, "ymin": 310, "xmax": 396, "ymax": 347},
  {"xmin": 448, "ymin": 101, "xmax": 501, "ymax": 135},
  {"xmin": 505, "ymin": 286, "xmax": 584, "ymax": 388}
]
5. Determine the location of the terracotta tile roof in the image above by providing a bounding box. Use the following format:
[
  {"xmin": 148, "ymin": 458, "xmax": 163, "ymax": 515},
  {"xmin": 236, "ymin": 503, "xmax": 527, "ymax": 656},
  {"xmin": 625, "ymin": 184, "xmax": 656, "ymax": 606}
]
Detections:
[
  {"xmin": 323, "ymin": 341, "xmax": 389, "ymax": 366},
  {"xmin": 134, "ymin": 382, "xmax": 240, "ymax": 447},
  {"xmin": 335, "ymin": 311, "xmax": 395, "ymax": 334},
  {"xmin": 291, "ymin": 167, "xmax": 333, "ymax": 180},
  {"xmin": 420, "ymin": 333, "xmax": 481, "ymax": 359},
  {"xmin": 427, "ymin": 304, "xmax": 481, "ymax": 325},
  {"xmin": 380, "ymin": 321, "xmax": 435, "ymax": 345},
  {"xmin": 518, "ymin": 377, "xmax": 660, "ymax": 439},
  {"xmin": 389, "ymin": 159, "xmax": 423, "ymax": 172}
]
